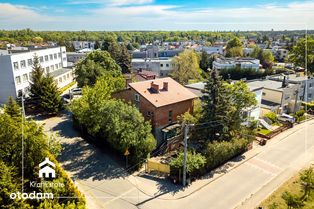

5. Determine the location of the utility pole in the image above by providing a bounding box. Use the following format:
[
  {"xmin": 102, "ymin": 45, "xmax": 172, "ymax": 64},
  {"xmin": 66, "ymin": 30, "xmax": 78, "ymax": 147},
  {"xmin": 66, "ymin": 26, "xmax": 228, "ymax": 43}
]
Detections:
[
  {"xmin": 293, "ymin": 89, "xmax": 299, "ymax": 121},
  {"xmin": 183, "ymin": 124, "xmax": 188, "ymax": 187}
]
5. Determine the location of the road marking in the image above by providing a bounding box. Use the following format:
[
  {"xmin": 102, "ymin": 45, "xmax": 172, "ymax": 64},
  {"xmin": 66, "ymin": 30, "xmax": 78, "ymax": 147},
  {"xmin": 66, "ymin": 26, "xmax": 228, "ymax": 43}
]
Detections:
[
  {"xmin": 246, "ymin": 157, "xmax": 282, "ymax": 175},
  {"xmin": 103, "ymin": 187, "xmax": 137, "ymax": 206}
]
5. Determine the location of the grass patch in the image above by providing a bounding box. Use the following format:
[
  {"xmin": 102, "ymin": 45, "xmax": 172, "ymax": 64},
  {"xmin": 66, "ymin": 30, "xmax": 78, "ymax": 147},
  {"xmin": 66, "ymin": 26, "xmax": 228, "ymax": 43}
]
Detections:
[
  {"xmin": 257, "ymin": 128, "xmax": 271, "ymax": 135},
  {"xmin": 258, "ymin": 167, "xmax": 314, "ymax": 209}
]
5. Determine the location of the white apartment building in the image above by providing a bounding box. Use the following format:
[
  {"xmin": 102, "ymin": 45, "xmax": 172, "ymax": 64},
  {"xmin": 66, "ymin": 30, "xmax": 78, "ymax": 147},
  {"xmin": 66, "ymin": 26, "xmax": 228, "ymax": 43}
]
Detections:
[
  {"xmin": 200, "ymin": 46, "xmax": 224, "ymax": 55},
  {"xmin": 0, "ymin": 46, "xmax": 73, "ymax": 104},
  {"xmin": 131, "ymin": 58, "xmax": 174, "ymax": 77},
  {"xmin": 213, "ymin": 57, "xmax": 260, "ymax": 71}
]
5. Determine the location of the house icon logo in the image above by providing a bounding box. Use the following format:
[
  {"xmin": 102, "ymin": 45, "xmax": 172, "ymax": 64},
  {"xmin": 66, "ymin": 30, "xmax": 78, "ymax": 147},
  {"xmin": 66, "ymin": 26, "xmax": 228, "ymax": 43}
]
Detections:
[{"xmin": 39, "ymin": 157, "xmax": 56, "ymax": 178}]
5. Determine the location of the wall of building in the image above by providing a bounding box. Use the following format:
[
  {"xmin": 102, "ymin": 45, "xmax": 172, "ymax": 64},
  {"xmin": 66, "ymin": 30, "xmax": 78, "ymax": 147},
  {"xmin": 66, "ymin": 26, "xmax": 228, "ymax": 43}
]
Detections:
[
  {"xmin": 262, "ymin": 89, "xmax": 283, "ymax": 104},
  {"xmin": 0, "ymin": 56, "xmax": 16, "ymax": 104}
]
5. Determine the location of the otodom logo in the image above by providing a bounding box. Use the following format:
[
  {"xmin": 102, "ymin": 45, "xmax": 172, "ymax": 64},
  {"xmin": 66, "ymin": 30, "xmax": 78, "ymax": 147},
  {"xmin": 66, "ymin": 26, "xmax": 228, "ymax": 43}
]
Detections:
[
  {"xmin": 39, "ymin": 157, "xmax": 56, "ymax": 178},
  {"xmin": 10, "ymin": 157, "xmax": 58, "ymax": 200}
]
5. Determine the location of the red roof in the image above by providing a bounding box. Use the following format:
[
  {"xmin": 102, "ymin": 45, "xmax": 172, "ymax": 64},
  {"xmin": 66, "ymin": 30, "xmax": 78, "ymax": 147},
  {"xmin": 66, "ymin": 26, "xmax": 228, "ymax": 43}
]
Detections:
[{"xmin": 129, "ymin": 77, "xmax": 198, "ymax": 108}]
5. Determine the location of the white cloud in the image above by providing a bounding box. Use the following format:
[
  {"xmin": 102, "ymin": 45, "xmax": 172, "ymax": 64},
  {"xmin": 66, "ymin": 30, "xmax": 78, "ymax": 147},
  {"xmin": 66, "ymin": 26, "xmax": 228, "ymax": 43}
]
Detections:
[
  {"xmin": 0, "ymin": 2, "xmax": 314, "ymax": 30},
  {"xmin": 66, "ymin": 0, "xmax": 153, "ymax": 6}
]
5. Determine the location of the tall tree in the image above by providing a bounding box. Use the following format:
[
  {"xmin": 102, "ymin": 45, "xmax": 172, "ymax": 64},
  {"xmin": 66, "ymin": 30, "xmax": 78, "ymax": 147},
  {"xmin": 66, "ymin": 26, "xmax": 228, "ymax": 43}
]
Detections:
[
  {"xmin": 29, "ymin": 55, "xmax": 62, "ymax": 114},
  {"xmin": 226, "ymin": 37, "xmax": 243, "ymax": 57},
  {"xmin": 200, "ymin": 50, "xmax": 210, "ymax": 71},
  {"xmin": 202, "ymin": 70, "xmax": 232, "ymax": 141},
  {"xmin": 290, "ymin": 37, "xmax": 314, "ymax": 73},
  {"xmin": 75, "ymin": 50, "xmax": 122, "ymax": 87},
  {"xmin": 94, "ymin": 40, "xmax": 101, "ymax": 50},
  {"xmin": 117, "ymin": 44, "xmax": 132, "ymax": 73},
  {"xmin": 171, "ymin": 50, "xmax": 202, "ymax": 84},
  {"xmin": 4, "ymin": 96, "xmax": 21, "ymax": 118}
]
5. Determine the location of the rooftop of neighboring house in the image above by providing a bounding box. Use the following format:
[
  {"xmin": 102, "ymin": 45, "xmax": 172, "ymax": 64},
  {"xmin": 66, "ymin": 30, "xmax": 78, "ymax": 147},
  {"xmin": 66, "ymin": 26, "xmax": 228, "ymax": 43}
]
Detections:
[
  {"xmin": 246, "ymin": 79, "xmax": 296, "ymax": 91},
  {"xmin": 214, "ymin": 57, "xmax": 260, "ymax": 65},
  {"xmin": 132, "ymin": 57, "xmax": 172, "ymax": 62},
  {"xmin": 0, "ymin": 46, "xmax": 65, "ymax": 56},
  {"xmin": 124, "ymin": 70, "xmax": 157, "ymax": 82},
  {"xmin": 49, "ymin": 67, "xmax": 73, "ymax": 78},
  {"xmin": 128, "ymin": 77, "xmax": 198, "ymax": 108},
  {"xmin": 270, "ymin": 74, "xmax": 314, "ymax": 83},
  {"xmin": 185, "ymin": 81, "xmax": 263, "ymax": 98}
]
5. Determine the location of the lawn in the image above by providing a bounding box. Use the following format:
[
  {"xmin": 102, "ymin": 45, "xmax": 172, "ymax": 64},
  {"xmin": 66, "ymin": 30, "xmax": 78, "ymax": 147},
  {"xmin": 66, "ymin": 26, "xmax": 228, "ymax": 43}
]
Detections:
[
  {"xmin": 258, "ymin": 168, "xmax": 314, "ymax": 209},
  {"xmin": 257, "ymin": 128, "xmax": 271, "ymax": 135}
]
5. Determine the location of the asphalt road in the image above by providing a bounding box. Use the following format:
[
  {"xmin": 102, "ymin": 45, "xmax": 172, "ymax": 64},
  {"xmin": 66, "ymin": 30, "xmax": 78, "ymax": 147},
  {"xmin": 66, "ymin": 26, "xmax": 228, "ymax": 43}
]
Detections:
[{"xmin": 42, "ymin": 115, "xmax": 314, "ymax": 209}]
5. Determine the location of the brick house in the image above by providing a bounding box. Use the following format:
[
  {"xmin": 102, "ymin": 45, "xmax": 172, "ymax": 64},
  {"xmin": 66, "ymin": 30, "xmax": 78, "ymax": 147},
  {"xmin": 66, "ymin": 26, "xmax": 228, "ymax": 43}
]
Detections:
[{"xmin": 114, "ymin": 77, "xmax": 198, "ymax": 145}]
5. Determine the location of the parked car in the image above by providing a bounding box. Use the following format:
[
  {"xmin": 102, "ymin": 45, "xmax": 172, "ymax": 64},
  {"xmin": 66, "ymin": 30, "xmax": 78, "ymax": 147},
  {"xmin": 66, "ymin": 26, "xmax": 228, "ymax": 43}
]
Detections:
[
  {"xmin": 278, "ymin": 113, "xmax": 295, "ymax": 123},
  {"xmin": 71, "ymin": 88, "xmax": 82, "ymax": 95}
]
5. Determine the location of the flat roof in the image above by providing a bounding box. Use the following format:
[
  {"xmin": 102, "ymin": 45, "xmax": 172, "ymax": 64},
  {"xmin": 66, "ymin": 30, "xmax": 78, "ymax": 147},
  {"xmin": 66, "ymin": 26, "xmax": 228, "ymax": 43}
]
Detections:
[
  {"xmin": 50, "ymin": 68, "xmax": 73, "ymax": 78},
  {"xmin": 246, "ymin": 80, "xmax": 295, "ymax": 91}
]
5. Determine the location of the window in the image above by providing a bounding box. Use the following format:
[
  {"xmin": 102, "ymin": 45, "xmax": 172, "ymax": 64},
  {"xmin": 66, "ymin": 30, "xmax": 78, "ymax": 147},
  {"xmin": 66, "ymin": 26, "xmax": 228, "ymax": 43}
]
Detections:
[
  {"xmin": 309, "ymin": 94, "xmax": 312, "ymax": 99},
  {"xmin": 13, "ymin": 62, "xmax": 19, "ymax": 70},
  {"xmin": 58, "ymin": 52, "xmax": 61, "ymax": 58},
  {"xmin": 46, "ymin": 67, "xmax": 50, "ymax": 74},
  {"xmin": 39, "ymin": 56, "xmax": 44, "ymax": 63},
  {"xmin": 310, "ymin": 83, "xmax": 313, "ymax": 88},
  {"xmin": 135, "ymin": 93, "xmax": 140, "ymax": 102},
  {"xmin": 29, "ymin": 72, "xmax": 33, "ymax": 81},
  {"xmin": 15, "ymin": 76, "xmax": 21, "ymax": 85},
  {"xmin": 168, "ymin": 110, "xmax": 173, "ymax": 123},
  {"xmin": 54, "ymin": 53, "xmax": 57, "ymax": 59},
  {"xmin": 45, "ymin": 55, "xmax": 49, "ymax": 61},
  {"xmin": 63, "ymin": 75, "xmax": 66, "ymax": 81},
  {"xmin": 160, "ymin": 64, "xmax": 164, "ymax": 67},
  {"xmin": 50, "ymin": 54, "xmax": 53, "ymax": 60},
  {"xmin": 20, "ymin": 60, "xmax": 26, "ymax": 68},
  {"xmin": 59, "ymin": 63, "xmax": 62, "ymax": 68},
  {"xmin": 17, "ymin": 90, "xmax": 23, "ymax": 97},
  {"xmin": 147, "ymin": 111, "xmax": 154, "ymax": 117},
  {"xmin": 27, "ymin": 59, "xmax": 32, "ymax": 66},
  {"xmin": 24, "ymin": 87, "xmax": 30, "ymax": 94},
  {"xmin": 62, "ymin": 51, "xmax": 65, "ymax": 54},
  {"xmin": 50, "ymin": 65, "xmax": 54, "ymax": 71},
  {"xmin": 166, "ymin": 64, "xmax": 169, "ymax": 67},
  {"xmin": 262, "ymin": 92, "xmax": 266, "ymax": 96},
  {"xmin": 22, "ymin": 74, "xmax": 28, "ymax": 82},
  {"xmin": 59, "ymin": 77, "xmax": 62, "ymax": 83}
]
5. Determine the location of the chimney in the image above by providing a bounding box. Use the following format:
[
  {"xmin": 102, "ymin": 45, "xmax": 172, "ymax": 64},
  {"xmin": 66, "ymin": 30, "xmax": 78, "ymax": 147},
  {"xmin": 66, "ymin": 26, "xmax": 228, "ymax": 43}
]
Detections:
[
  {"xmin": 150, "ymin": 81, "xmax": 159, "ymax": 93},
  {"xmin": 163, "ymin": 82, "xmax": 168, "ymax": 91},
  {"xmin": 282, "ymin": 76, "xmax": 288, "ymax": 88},
  {"xmin": 125, "ymin": 76, "xmax": 132, "ymax": 88}
]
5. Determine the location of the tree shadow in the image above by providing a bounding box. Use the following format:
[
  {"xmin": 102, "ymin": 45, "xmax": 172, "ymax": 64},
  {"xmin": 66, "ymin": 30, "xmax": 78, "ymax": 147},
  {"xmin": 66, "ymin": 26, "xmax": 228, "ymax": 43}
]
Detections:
[
  {"xmin": 50, "ymin": 114, "xmax": 128, "ymax": 181},
  {"xmin": 58, "ymin": 141, "xmax": 128, "ymax": 181}
]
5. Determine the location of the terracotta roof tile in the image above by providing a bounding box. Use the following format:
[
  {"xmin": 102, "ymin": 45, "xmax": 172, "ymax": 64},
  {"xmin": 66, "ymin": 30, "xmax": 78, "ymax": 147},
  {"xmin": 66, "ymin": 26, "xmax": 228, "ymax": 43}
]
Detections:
[{"xmin": 129, "ymin": 77, "xmax": 198, "ymax": 107}]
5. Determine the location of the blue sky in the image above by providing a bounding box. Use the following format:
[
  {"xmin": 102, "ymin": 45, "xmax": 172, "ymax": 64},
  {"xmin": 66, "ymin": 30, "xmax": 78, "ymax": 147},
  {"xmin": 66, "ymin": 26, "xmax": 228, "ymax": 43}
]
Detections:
[{"xmin": 0, "ymin": 0, "xmax": 314, "ymax": 30}]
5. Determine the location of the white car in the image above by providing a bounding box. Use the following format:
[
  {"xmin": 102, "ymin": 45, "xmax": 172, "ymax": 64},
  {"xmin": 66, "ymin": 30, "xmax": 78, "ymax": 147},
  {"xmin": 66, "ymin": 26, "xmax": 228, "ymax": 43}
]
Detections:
[{"xmin": 278, "ymin": 113, "xmax": 295, "ymax": 123}]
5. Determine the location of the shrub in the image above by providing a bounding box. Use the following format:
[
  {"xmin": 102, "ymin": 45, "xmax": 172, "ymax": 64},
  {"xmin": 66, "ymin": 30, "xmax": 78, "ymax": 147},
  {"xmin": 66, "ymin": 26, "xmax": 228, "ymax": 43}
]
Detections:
[
  {"xmin": 170, "ymin": 151, "xmax": 206, "ymax": 178},
  {"xmin": 264, "ymin": 112, "xmax": 278, "ymax": 123},
  {"xmin": 205, "ymin": 138, "xmax": 250, "ymax": 170}
]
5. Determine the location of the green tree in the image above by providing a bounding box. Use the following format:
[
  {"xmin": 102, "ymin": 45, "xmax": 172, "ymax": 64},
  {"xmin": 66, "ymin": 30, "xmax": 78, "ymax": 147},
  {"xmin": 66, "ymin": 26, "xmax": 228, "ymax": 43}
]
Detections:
[
  {"xmin": 226, "ymin": 37, "xmax": 243, "ymax": 57},
  {"xmin": 117, "ymin": 44, "xmax": 132, "ymax": 73},
  {"xmin": 202, "ymin": 70, "xmax": 232, "ymax": 140},
  {"xmin": 251, "ymin": 46, "xmax": 274, "ymax": 69},
  {"xmin": 300, "ymin": 167, "xmax": 314, "ymax": 200},
  {"xmin": 170, "ymin": 151, "xmax": 206, "ymax": 177},
  {"xmin": 171, "ymin": 50, "xmax": 202, "ymax": 84},
  {"xmin": 290, "ymin": 37, "xmax": 314, "ymax": 73},
  {"xmin": 202, "ymin": 70, "xmax": 256, "ymax": 141},
  {"xmin": 282, "ymin": 191, "xmax": 303, "ymax": 209},
  {"xmin": 200, "ymin": 50, "xmax": 210, "ymax": 71},
  {"xmin": 71, "ymin": 75, "xmax": 156, "ymax": 165},
  {"xmin": 75, "ymin": 50, "xmax": 122, "ymax": 87},
  {"xmin": 4, "ymin": 96, "xmax": 21, "ymax": 118},
  {"xmin": 94, "ymin": 40, "xmax": 101, "ymax": 49},
  {"xmin": 29, "ymin": 56, "xmax": 62, "ymax": 114}
]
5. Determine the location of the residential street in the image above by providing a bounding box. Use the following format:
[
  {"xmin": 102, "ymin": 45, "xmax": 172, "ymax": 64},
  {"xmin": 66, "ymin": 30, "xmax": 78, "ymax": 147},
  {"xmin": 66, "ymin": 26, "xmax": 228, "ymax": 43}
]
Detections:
[{"xmin": 42, "ymin": 114, "xmax": 314, "ymax": 209}]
